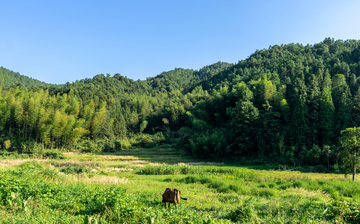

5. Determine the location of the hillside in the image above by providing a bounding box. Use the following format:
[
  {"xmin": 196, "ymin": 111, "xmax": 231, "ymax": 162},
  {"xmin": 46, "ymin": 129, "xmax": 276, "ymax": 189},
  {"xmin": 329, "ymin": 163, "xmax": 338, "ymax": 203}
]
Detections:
[
  {"xmin": 182, "ymin": 38, "xmax": 360, "ymax": 166},
  {"xmin": 196, "ymin": 38, "xmax": 360, "ymax": 93},
  {"xmin": 0, "ymin": 66, "xmax": 49, "ymax": 89},
  {"xmin": 1, "ymin": 38, "xmax": 360, "ymax": 171}
]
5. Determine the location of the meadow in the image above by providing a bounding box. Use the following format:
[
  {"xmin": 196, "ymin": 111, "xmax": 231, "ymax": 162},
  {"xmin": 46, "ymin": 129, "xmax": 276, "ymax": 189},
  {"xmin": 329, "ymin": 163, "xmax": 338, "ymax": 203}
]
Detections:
[{"xmin": 1, "ymin": 145, "xmax": 360, "ymax": 223}]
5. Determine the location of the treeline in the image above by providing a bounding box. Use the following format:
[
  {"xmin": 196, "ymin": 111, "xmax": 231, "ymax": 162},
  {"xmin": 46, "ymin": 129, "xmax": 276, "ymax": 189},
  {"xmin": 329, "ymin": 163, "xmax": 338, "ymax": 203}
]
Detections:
[
  {"xmin": 0, "ymin": 62, "xmax": 231, "ymax": 151},
  {"xmin": 2, "ymin": 38, "xmax": 360, "ymax": 169},
  {"xmin": 46, "ymin": 62, "xmax": 232, "ymax": 137},
  {"xmin": 0, "ymin": 67, "xmax": 49, "ymax": 90},
  {"xmin": 180, "ymin": 38, "xmax": 360, "ymax": 169},
  {"xmin": 0, "ymin": 87, "xmax": 111, "ymax": 150}
]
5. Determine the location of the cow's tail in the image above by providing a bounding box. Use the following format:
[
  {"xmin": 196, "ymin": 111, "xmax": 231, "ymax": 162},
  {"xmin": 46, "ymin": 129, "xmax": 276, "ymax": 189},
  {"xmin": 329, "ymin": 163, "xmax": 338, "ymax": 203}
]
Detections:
[{"xmin": 181, "ymin": 197, "xmax": 188, "ymax": 200}]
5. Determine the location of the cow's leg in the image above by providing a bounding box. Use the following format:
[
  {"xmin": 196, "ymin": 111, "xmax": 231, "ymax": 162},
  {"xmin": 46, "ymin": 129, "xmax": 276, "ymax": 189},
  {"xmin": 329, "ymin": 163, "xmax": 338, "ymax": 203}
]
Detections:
[
  {"xmin": 164, "ymin": 202, "xmax": 166, "ymax": 209},
  {"xmin": 168, "ymin": 203, "xmax": 171, "ymax": 209}
]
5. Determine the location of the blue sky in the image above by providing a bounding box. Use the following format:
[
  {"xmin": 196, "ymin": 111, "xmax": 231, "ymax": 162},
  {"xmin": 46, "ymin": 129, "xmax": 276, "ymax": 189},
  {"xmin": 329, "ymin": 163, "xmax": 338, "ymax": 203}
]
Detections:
[{"xmin": 1, "ymin": 0, "xmax": 360, "ymax": 84}]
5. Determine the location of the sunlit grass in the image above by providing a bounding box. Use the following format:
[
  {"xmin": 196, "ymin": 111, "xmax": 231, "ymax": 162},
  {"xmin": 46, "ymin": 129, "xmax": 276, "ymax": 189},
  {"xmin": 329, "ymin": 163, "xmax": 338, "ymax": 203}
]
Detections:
[{"xmin": 0, "ymin": 146, "xmax": 359, "ymax": 223}]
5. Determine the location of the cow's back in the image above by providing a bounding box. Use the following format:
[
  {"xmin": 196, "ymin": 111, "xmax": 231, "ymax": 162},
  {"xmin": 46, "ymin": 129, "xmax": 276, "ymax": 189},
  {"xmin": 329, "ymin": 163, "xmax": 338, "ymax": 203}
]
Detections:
[{"xmin": 162, "ymin": 188, "xmax": 180, "ymax": 203}]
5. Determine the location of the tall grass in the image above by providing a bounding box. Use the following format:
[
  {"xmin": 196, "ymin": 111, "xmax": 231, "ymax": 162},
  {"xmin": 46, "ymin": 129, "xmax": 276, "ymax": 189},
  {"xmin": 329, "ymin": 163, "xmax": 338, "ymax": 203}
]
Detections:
[
  {"xmin": 2, "ymin": 158, "xmax": 360, "ymax": 223},
  {"xmin": 138, "ymin": 165, "xmax": 260, "ymax": 180}
]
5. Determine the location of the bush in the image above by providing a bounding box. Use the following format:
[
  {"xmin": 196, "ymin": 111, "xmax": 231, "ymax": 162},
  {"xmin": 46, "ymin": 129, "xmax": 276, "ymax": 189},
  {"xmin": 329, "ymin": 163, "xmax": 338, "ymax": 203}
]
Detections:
[
  {"xmin": 225, "ymin": 205, "xmax": 259, "ymax": 223},
  {"xmin": 119, "ymin": 138, "xmax": 131, "ymax": 149},
  {"xmin": 326, "ymin": 201, "xmax": 360, "ymax": 223},
  {"xmin": 60, "ymin": 165, "xmax": 89, "ymax": 174},
  {"xmin": 292, "ymin": 181, "xmax": 304, "ymax": 188},
  {"xmin": 255, "ymin": 188, "xmax": 277, "ymax": 197},
  {"xmin": 131, "ymin": 133, "xmax": 165, "ymax": 148},
  {"xmin": 41, "ymin": 149, "xmax": 65, "ymax": 159}
]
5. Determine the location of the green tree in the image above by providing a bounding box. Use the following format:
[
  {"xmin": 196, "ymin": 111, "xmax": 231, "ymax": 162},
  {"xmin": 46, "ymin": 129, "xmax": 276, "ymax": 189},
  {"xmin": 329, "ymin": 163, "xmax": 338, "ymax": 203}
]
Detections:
[
  {"xmin": 319, "ymin": 70, "xmax": 334, "ymax": 146},
  {"xmin": 91, "ymin": 101, "xmax": 107, "ymax": 139},
  {"xmin": 140, "ymin": 120, "xmax": 148, "ymax": 133},
  {"xmin": 332, "ymin": 74, "xmax": 352, "ymax": 139},
  {"xmin": 289, "ymin": 78, "xmax": 309, "ymax": 149},
  {"xmin": 307, "ymin": 74, "xmax": 321, "ymax": 145},
  {"xmin": 227, "ymin": 82, "xmax": 259, "ymax": 156},
  {"xmin": 339, "ymin": 127, "xmax": 360, "ymax": 181}
]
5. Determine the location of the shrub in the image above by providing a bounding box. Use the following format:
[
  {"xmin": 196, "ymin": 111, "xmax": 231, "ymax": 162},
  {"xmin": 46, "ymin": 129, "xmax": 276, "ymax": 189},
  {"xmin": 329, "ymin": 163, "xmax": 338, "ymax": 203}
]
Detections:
[
  {"xmin": 326, "ymin": 201, "xmax": 360, "ymax": 223},
  {"xmin": 292, "ymin": 181, "xmax": 304, "ymax": 188},
  {"xmin": 256, "ymin": 188, "xmax": 277, "ymax": 197},
  {"xmin": 41, "ymin": 149, "xmax": 65, "ymax": 159},
  {"xmin": 4, "ymin": 140, "xmax": 11, "ymax": 150},
  {"xmin": 60, "ymin": 165, "xmax": 89, "ymax": 174},
  {"xmin": 131, "ymin": 133, "xmax": 165, "ymax": 148},
  {"xmin": 225, "ymin": 205, "xmax": 259, "ymax": 223},
  {"xmin": 119, "ymin": 138, "xmax": 131, "ymax": 149},
  {"xmin": 258, "ymin": 183, "xmax": 268, "ymax": 188}
]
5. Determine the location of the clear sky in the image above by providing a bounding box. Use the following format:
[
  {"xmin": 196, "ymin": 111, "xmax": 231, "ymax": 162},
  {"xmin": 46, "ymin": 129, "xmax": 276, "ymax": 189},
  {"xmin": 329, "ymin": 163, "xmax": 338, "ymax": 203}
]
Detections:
[{"xmin": 1, "ymin": 0, "xmax": 360, "ymax": 84}]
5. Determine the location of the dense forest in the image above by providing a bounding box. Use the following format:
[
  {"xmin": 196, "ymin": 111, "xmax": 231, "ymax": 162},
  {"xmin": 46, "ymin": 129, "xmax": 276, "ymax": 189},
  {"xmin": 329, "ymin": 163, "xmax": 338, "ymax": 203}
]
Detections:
[
  {"xmin": 2, "ymin": 38, "xmax": 360, "ymax": 171},
  {"xmin": 0, "ymin": 67, "xmax": 49, "ymax": 89}
]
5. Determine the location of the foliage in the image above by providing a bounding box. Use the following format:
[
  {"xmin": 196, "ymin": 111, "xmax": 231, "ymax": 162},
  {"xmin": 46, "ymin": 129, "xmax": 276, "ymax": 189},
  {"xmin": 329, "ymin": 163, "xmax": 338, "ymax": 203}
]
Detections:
[
  {"xmin": 0, "ymin": 66, "xmax": 49, "ymax": 89},
  {"xmin": 339, "ymin": 127, "xmax": 360, "ymax": 181},
  {"xmin": 3, "ymin": 157, "xmax": 360, "ymax": 223},
  {"xmin": 4, "ymin": 139, "xmax": 11, "ymax": 150},
  {"xmin": 2, "ymin": 39, "xmax": 360, "ymax": 168},
  {"xmin": 60, "ymin": 165, "xmax": 90, "ymax": 174}
]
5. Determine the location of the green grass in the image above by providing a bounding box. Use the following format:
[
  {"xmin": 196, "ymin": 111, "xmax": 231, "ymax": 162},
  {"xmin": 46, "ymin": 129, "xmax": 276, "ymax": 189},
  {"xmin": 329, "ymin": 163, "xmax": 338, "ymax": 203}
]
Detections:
[{"xmin": 1, "ymin": 146, "xmax": 360, "ymax": 223}]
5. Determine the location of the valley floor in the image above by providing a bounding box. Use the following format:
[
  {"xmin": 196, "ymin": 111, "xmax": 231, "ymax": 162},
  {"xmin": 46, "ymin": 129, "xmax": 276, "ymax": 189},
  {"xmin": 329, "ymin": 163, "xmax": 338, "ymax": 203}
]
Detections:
[{"xmin": 0, "ymin": 146, "xmax": 359, "ymax": 223}]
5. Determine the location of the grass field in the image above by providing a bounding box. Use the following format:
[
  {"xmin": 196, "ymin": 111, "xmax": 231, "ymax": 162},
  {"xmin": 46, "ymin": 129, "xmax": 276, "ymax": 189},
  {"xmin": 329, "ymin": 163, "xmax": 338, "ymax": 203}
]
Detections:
[{"xmin": 1, "ymin": 145, "xmax": 360, "ymax": 223}]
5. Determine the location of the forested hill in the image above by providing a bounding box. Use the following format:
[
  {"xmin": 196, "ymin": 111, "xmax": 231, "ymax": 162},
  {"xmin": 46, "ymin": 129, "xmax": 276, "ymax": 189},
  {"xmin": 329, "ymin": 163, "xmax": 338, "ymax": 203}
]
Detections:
[
  {"xmin": 147, "ymin": 62, "xmax": 233, "ymax": 93},
  {"xmin": 47, "ymin": 61, "xmax": 233, "ymax": 109},
  {"xmin": 0, "ymin": 66, "xmax": 48, "ymax": 89},
  {"xmin": 2, "ymin": 38, "xmax": 360, "ymax": 170},
  {"xmin": 182, "ymin": 38, "xmax": 360, "ymax": 165},
  {"xmin": 197, "ymin": 38, "xmax": 360, "ymax": 92}
]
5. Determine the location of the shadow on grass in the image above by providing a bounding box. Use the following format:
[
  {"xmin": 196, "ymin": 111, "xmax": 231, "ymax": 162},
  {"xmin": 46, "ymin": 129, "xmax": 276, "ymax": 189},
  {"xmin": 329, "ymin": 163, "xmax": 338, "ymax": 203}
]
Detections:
[{"xmin": 95, "ymin": 147, "xmax": 200, "ymax": 164}]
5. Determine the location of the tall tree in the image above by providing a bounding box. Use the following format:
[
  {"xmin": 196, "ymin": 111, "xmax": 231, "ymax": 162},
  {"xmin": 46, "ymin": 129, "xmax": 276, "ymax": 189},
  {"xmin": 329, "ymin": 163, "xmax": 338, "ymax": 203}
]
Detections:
[
  {"xmin": 289, "ymin": 78, "xmax": 309, "ymax": 149},
  {"xmin": 307, "ymin": 74, "xmax": 321, "ymax": 145},
  {"xmin": 226, "ymin": 82, "xmax": 259, "ymax": 156},
  {"xmin": 339, "ymin": 127, "xmax": 360, "ymax": 181},
  {"xmin": 319, "ymin": 70, "xmax": 335, "ymax": 146},
  {"xmin": 332, "ymin": 74, "xmax": 352, "ymax": 138}
]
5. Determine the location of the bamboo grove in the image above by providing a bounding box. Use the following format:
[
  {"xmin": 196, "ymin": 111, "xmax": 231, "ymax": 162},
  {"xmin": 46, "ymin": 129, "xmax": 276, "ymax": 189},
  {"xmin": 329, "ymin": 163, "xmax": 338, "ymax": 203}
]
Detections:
[
  {"xmin": 2, "ymin": 38, "xmax": 360, "ymax": 169},
  {"xmin": 0, "ymin": 87, "xmax": 108, "ymax": 149}
]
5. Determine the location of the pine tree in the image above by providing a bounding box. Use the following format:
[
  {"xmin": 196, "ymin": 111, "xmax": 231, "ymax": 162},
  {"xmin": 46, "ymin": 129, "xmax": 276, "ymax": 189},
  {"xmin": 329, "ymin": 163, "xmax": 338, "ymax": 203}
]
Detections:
[
  {"xmin": 332, "ymin": 74, "xmax": 352, "ymax": 139},
  {"xmin": 289, "ymin": 78, "xmax": 309, "ymax": 149},
  {"xmin": 319, "ymin": 70, "xmax": 335, "ymax": 146},
  {"xmin": 227, "ymin": 82, "xmax": 259, "ymax": 156},
  {"xmin": 307, "ymin": 74, "xmax": 321, "ymax": 145}
]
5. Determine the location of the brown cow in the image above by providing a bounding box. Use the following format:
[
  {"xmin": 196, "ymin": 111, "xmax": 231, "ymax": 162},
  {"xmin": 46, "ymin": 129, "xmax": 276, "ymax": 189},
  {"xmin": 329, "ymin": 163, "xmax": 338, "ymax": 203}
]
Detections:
[{"xmin": 161, "ymin": 188, "xmax": 187, "ymax": 208}]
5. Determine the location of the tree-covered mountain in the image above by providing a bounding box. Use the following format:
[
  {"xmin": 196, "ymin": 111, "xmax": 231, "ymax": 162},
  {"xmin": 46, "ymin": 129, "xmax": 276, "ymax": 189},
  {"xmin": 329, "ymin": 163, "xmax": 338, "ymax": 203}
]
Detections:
[
  {"xmin": 182, "ymin": 38, "xmax": 360, "ymax": 166},
  {"xmin": 1, "ymin": 38, "xmax": 360, "ymax": 170},
  {"xmin": 0, "ymin": 61, "xmax": 232, "ymax": 151},
  {"xmin": 147, "ymin": 62, "xmax": 233, "ymax": 93},
  {"xmin": 0, "ymin": 66, "xmax": 49, "ymax": 89}
]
